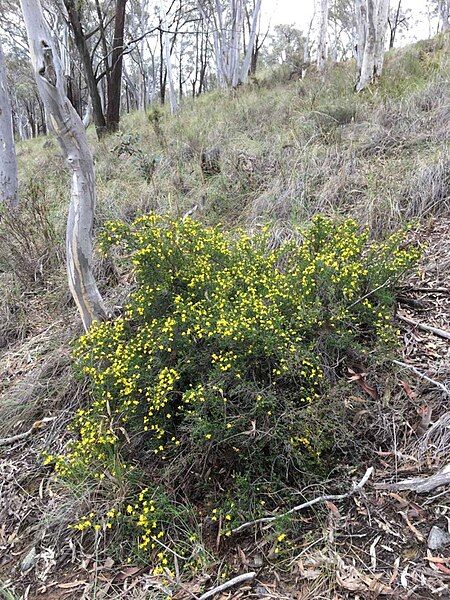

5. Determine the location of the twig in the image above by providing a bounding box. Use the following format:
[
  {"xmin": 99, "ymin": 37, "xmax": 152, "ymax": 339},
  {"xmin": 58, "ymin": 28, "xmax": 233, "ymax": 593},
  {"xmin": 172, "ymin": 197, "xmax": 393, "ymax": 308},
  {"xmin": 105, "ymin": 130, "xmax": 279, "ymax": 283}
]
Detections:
[
  {"xmin": 198, "ymin": 572, "xmax": 256, "ymax": 600},
  {"xmin": 397, "ymin": 314, "xmax": 450, "ymax": 341},
  {"xmin": 150, "ymin": 535, "xmax": 187, "ymax": 561},
  {"xmin": 230, "ymin": 467, "xmax": 374, "ymax": 535},
  {"xmin": 0, "ymin": 417, "xmax": 56, "ymax": 447},
  {"xmin": 392, "ymin": 360, "xmax": 450, "ymax": 396},
  {"xmin": 347, "ymin": 279, "xmax": 393, "ymax": 309}
]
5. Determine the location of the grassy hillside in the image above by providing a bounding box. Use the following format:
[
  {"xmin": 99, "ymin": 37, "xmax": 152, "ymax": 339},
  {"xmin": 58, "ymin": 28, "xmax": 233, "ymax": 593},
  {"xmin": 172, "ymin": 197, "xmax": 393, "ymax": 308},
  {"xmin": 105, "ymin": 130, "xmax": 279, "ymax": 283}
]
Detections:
[{"xmin": 0, "ymin": 35, "xmax": 449, "ymax": 599}]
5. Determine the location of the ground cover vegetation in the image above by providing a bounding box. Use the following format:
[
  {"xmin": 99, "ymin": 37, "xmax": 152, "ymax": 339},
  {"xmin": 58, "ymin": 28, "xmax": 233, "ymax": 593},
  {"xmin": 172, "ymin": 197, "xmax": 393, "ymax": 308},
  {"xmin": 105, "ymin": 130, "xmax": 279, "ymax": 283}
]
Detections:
[
  {"xmin": 0, "ymin": 31, "xmax": 449, "ymax": 600},
  {"xmin": 44, "ymin": 214, "xmax": 420, "ymax": 575}
]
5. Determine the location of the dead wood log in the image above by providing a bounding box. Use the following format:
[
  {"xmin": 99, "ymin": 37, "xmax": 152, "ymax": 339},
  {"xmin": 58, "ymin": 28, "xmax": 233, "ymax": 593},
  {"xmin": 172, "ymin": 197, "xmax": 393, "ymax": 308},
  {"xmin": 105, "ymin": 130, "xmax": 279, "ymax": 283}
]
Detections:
[
  {"xmin": 198, "ymin": 572, "xmax": 256, "ymax": 600},
  {"xmin": 0, "ymin": 417, "xmax": 56, "ymax": 447},
  {"xmin": 398, "ymin": 314, "xmax": 450, "ymax": 341},
  {"xmin": 375, "ymin": 465, "xmax": 450, "ymax": 493}
]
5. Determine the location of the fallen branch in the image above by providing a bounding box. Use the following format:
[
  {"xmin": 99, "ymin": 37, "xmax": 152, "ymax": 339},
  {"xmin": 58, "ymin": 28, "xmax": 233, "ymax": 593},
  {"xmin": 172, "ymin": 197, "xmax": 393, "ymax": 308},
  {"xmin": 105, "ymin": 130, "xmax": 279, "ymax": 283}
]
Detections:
[
  {"xmin": 375, "ymin": 464, "xmax": 450, "ymax": 493},
  {"xmin": 0, "ymin": 417, "xmax": 56, "ymax": 447},
  {"xmin": 198, "ymin": 572, "xmax": 256, "ymax": 600},
  {"xmin": 230, "ymin": 467, "xmax": 374, "ymax": 535},
  {"xmin": 392, "ymin": 360, "xmax": 450, "ymax": 396},
  {"xmin": 397, "ymin": 314, "xmax": 450, "ymax": 341},
  {"xmin": 404, "ymin": 287, "xmax": 449, "ymax": 294}
]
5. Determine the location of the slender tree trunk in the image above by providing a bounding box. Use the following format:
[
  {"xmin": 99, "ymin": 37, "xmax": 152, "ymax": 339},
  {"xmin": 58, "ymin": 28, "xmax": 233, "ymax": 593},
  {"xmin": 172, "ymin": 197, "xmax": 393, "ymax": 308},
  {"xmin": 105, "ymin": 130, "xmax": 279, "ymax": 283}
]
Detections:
[
  {"xmin": 356, "ymin": 0, "xmax": 376, "ymax": 91},
  {"xmin": 250, "ymin": 33, "xmax": 259, "ymax": 74},
  {"xmin": 389, "ymin": 0, "xmax": 402, "ymax": 48},
  {"xmin": 374, "ymin": 0, "xmax": 390, "ymax": 75},
  {"xmin": 63, "ymin": 0, "xmax": 106, "ymax": 138},
  {"xmin": 316, "ymin": 0, "xmax": 329, "ymax": 71},
  {"xmin": 163, "ymin": 36, "xmax": 178, "ymax": 113},
  {"xmin": 159, "ymin": 24, "xmax": 166, "ymax": 103},
  {"xmin": 239, "ymin": 0, "xmax": 261, "ymax": 82},
  {"xmin": 106, "ymin": 0, "xmax": 127, "ymax": 132},
  {"xmin": 94, "ymin": 0, "xmax": 111, "ymax": 85},
  {"xmin": 355, "ymin": 0, "xmax": 367, "ymax": 69},
  {"xmin": 83, "ymin": 102, "xmax": 92, "ymax": 128},
  {"xmin": 439, "ymin": 0, "xmax": 450, "ymax": 31},
  {"xmin": 355, "ymin": 0, "xmax": 389, "ymax": 92},
  {"xmin": 0, "ymin": 41, "xmax": 18, "ymax": 208},
  {"xmin": 230, "ymin": 0, "xmax": 243, "ymax": 87},
  {"xmin": 20, "ymin": 0, "xmax": 107, "ymax": 330},
  {"xmin": 203, "ymin": 0, "xmax": 226, "ymax": 86}
]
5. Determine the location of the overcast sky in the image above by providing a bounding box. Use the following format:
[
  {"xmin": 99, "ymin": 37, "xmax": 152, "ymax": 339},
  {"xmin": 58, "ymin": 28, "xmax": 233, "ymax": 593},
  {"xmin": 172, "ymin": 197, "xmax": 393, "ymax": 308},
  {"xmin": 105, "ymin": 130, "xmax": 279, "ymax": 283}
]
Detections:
[{"xmin": 261, "ymin": 1, "xmax": 439, "ymax": 45}]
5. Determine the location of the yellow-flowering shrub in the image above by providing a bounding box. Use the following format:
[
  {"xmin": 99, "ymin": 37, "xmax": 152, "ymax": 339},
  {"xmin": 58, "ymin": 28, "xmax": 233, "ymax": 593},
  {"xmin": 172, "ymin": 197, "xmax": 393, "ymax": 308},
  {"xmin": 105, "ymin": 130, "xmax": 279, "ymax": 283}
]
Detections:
[{"xmin": 52, "ymin": 214, "xmax": 419, "ymax": 565}]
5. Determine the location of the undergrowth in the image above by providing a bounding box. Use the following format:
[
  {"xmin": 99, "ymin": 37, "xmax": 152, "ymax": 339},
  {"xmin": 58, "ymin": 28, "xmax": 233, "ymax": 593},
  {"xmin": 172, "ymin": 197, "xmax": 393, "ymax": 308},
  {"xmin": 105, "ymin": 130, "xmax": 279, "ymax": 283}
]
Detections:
[{"xmin": 46, "ymin": 215, "xmax": 419, "ymax": 575}]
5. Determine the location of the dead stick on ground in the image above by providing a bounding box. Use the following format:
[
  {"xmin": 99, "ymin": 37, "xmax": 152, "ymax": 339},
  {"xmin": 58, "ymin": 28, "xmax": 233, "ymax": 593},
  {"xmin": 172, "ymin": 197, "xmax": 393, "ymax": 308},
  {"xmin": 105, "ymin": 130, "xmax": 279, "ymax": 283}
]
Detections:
[
  {"xmin": 393, "ymin": 360, "xmax": 450, "ymax": 396},
  {"xmin": 0, "ymin": 417, "xmax": 56, "ymax": 447},
  {"xmin": 198, "ymin": 572, "xmax": 256, "ymax": 600},
  {"xmin": 376, "ymin": 465, "xmax": 450, "ymax": 493},
  {"xmin": 405, "ymin": 287, "xmax": 449, "ymax": 294},
  {"xmin": 230, "ymin": 467, "xmax": 374, "ymax": 535},
  {"xmin": 398, "ymin": 314, "xmax": 450, "ymax": 341}
]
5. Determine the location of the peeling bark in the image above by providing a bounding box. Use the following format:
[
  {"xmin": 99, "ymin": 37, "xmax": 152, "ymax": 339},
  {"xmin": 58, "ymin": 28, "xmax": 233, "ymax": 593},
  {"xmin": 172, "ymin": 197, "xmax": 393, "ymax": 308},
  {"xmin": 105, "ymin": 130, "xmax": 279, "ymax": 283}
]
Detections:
[
  {"xmin": 20, "ymin": 0, "xmax": 108, "ymax": 330},
  {"xmin": 0, "ymin": 42, "xmax": 18, "ymax": 208}
]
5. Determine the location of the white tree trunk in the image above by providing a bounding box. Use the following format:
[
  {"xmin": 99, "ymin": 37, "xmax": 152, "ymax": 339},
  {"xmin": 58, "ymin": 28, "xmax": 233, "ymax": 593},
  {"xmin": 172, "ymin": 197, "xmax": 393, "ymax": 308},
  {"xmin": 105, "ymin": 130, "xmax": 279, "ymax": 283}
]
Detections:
[
  {"xmin": 230, "ymin": 0, "xmax": 243, "ymax": 87},
  {"xmin": 162, "ymin": 6, "xmax": 178, "ymax": 115},
  {"xmin": 439, "ymin": 0, "xmax": 450, "ymax": 31},
  {"xmin": 20, "ymin": 0, "xmax": 107, "ymax": 330},
  {"xmin": 214, "ymin": 0, "xmax": 229, "ymax": 85},
  {"xmin": 374, "ymin": 0, "xmax": 390, "ymax": 75},
  {"xmin": 316, "ymin": 0, "xmax": 329, "ymax": 71},
  {"xmin": 82, "ymin": 102, "xmax": 92, "ymax": 128},
  {"xmin": 355, "ymin": 0, "xmax": 389, "ymax": 92},
  {"xmin": 0, "ymin": 42, "xmax": 18, "ymax": 208},
  {"xmin": 355, "ymin": 0, "xmax": 367, "ymax": 69},
  {"xmin": 239, "ymin": 0, "xmax": 262, "ymax": 83},
  {"xmin": 197, "ymin": 0, "xmax": 226, "ymax": 87}
]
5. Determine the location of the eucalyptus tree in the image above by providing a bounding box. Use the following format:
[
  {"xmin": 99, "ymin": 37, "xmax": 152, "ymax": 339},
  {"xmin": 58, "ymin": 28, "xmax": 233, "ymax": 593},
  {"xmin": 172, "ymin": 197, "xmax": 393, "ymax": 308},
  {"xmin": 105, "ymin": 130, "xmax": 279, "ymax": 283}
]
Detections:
[
  {"xmin": 0, "ymin": 41, "xmax": 18, "ymax": 208},
  {"xmin": 438, "ymin": 0, "xmax": 450, "ymax": 30},
  {"xmin": 106, "ymin": 0, "xmax": 128, "ymax": 130},
  {"xmin": 63, "ymin": 0, "xmax": 107, "ymax": 137},
  {"xmin": 328, "ymin": 0, "xmax": 357, "ymax": 61},
  {"xmin": 355, "ymin": 0, "xmax": 390, "ymax": 92},
  {"xmin": 19, "ymin": 0, "xmax": 107, "ymax": 329},
  {"xmin": 62, "ymin": 0, "xmax": 128, "ymax": 136},
  {"xmin": 161, "ymin": 1, "xmax": 178, "ymax": 113},
  {"xmin": 317, "ymin": 0, "xmax": 329, "ymax": 70},
  {"xmin": 198, "ymin": 0, "xmax": 262, "ymax": 87}
]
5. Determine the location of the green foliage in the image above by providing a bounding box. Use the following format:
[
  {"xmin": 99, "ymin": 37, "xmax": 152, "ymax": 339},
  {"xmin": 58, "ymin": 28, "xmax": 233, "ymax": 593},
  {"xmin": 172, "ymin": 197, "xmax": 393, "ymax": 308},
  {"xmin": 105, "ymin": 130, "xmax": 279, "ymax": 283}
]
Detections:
[
  {"xmin": 112, "ymin": 133, "xmax": 159, "ymax": 183},
  {"xmin": 50, "ymin": 215, "xmax": 419, "ymax": 570}
]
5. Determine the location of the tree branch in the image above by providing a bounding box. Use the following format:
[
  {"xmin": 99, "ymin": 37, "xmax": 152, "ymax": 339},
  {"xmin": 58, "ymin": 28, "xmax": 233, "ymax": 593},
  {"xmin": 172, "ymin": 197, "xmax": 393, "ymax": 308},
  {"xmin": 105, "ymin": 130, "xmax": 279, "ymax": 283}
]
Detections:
[
  {"xmin": 0, "ymin": 417, "xmax": 56, "ymax": 447},
  {"xmin": 392, "ymin": 360, "xmax": 450, "ymax": 396},
  {"xmin": 230, "ymin": 467, "xmax": 374, "ymax": 535},
  {"xmin": 198, "ymin": 572, "xmax": 256, "ymax": 600},
  {"xmin": 397, "ymin": 314, "xmax": 450, "ymax": 341}
]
